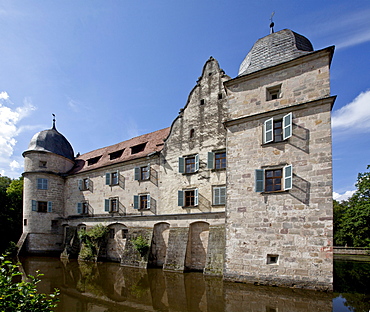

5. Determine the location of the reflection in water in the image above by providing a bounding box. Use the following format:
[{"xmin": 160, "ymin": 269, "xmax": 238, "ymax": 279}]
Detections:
[{"xmin": 18, "ymin": 256, "xmax": 370, "ymax": 312}]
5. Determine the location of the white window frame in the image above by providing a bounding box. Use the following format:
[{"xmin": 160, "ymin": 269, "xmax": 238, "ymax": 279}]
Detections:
[{"xmin": 179, "ymin": 155, "xmax": 199, "ymax": 174}]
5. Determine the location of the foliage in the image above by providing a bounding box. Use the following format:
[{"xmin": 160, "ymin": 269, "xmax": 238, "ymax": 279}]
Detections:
[
  {"xmin": 78, "ymin": 224, "xmax": 108, "ymax": 261},
  {"xmin": 0, "ymin": 176, "xmax": 23, "ymax": 254},
  {"xmin": 334, "ymin": 165, "xmax": 370, "ymax": 247},
  {"xmin": 0, "ymin": 254, "xmax": 59, "ymax": 311},
  {"xmin": 131, "ymin": 235, "xmax": 150, "ymax": 258}
]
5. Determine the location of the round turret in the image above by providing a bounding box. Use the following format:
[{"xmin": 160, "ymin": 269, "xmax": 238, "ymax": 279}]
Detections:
[
  {"xmin": 24, "ymin": 125, "xmax": 74, "ymax": 161},
  {"xmin": 238, "ymin": 29, "xmax": 314, "ymax": 76},
  {"xmin": 21, "ymin": 122, "xmax": 75, "ymax": 255}
]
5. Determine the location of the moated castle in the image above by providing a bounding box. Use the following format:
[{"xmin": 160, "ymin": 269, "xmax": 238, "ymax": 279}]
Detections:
[{"xmin": 18, "ymin": 29, "xmax": 335, "ymax": 290}]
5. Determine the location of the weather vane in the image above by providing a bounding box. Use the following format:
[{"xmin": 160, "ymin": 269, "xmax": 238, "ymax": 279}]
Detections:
[
  {"xmin": 270, "ymin": 11, "xmax": 275, "ymax": 34},
  {"xmin": 52, "ymin": 113, "xmax": 56, "ymax": 129}
]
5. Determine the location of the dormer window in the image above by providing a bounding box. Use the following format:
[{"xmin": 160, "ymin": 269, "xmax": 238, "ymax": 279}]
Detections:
[
  {"xmin": 131, "ymin": 143, "xmax": 147, "ymax": 154},
  {"xmin": 109, "ymin": 149, "xmax": 124, "ymax": 160},
  {"xmin": 87, "ymin": 156, "xmax": 101, "ymax": 166}
]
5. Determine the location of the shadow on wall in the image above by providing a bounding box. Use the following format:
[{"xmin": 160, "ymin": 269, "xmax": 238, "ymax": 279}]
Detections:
[
  {"xmin": 289, "ymin": 123, "xmax": 310, "ymax": 154},
  {"xmin": 290, "ymin": 174, "xmax": 310, "ymax": 205}
]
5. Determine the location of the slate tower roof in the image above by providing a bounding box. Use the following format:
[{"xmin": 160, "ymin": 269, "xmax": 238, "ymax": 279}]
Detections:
[
  {"xmin": 238, "ymin": 29, "xmax": 314, "ymax": 76},
  {"xmin": 24, "ymin": 125, "xmax": 75, "ymax": 161}
]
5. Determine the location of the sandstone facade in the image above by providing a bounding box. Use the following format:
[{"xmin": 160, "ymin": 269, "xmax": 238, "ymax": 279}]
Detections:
[{"xmin": 20, "ymin": 29, "xmax": 335, "ymax": 290}]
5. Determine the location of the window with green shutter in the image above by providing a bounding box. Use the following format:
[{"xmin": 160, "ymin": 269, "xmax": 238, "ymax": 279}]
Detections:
[
  {"xmin": 213, "ymin": 186, "xmax": 226, "ymax": 205},
  {"xmin": 263, "ymin": 113, "xmax": 292, "ymax": 144},
  {"xmin": 255, "ymin": 165, "xmax": 293, "ymax": 193}
]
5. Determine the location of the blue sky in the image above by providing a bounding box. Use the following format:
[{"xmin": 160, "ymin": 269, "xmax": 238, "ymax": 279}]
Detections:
[{"xmin": 0, "ymin": 1, "xmax": 369, "ymax": 200}]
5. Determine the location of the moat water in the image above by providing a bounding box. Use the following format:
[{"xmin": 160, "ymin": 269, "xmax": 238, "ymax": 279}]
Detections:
[{"xmin": 19, "ymin": 256, "xmax": 370, "ymax": 312}]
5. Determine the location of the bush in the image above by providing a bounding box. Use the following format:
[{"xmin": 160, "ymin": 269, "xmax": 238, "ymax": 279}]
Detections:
[
  {"xmin": 78, "ymin": 224, "xmax": 109, "ymax": 261},
  {"xmin": 0, "ymin": 254, "xmax": 59, "ymax": 311},
  {"xmin": 132, "ymin": 235, "xmax": 150, "ymax": 257}
]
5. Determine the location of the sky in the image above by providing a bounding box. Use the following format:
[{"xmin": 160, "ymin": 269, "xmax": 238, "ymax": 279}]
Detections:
[{"xmin": 0, "ymin": 1, "xmax": 369, "ymax": 201}]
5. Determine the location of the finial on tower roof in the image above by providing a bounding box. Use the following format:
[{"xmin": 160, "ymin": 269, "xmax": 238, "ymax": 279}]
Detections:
[
  {"xmin": 270, "ymin": 11, "xmax": 275, "ymax": 34},
  {"xmin": 52, "ymin": 113, "xmax": 56, "ymax": 129}
]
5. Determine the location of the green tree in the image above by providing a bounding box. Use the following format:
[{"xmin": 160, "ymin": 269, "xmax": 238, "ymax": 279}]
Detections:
[
  {"xmin": 0, "ymin": 176, "xmax": 23, "ymax": 253},
  {"xmin": 335, "ymin": 166, "xmax": 370, "ymax": 247}
]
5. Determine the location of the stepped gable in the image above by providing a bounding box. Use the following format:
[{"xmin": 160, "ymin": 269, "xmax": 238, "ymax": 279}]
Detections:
[
  {"xmin": 238, "ymin": 29, "xmax": 314, "ymax": 76},
  {"xmin": 24, "ymin": 125, "xmax": 74, "ymax": 161},
  {"xmin": 70, "ymin": 127, "xmax": 170, "ymax": 174}
]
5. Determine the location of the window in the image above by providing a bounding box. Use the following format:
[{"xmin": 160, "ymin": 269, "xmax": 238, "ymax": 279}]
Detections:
[
  {"xmin": 255, "ymin": 165, "xmax": 293, "ymax": 193},
  {"xmin": 208, "ymin": 151, "xmax": 226, "ymax": 170},
  {"xmin": 24, "ymin": 219, "xmax": 27, "ymax": 226},
  {"xmin": 77, "ymin": 202, "xmax": 89, "ymax": 214},
  {"xmin": 179, "ymin": 155, "xmax": 199, "ymax": 174},
  {"xmin": 131, "ymin": 143, "xmax": 147, "ymax": 154},
  {"xmin": 133, "ymin": 194, "xmax": 151, "ymax": 210},
  {"xmin": 213, "ymin": 186, "xmax": 226, "ymax": 205},
  {"xmin": 87, "ymin": 156, "xmax": 101, "ymax": 166},
  {"xmin": 105, "ymin": 198, "xmax": 119, "ymax": 213},
  {"xmin": 134, "ymin": 165, "xmax": 150, "ymax": 181},
  {"xmin": 109, "ymin": 149, "xmax": 124, "ymax": 160},
  {"xmin": 178, "ymin": 189, "xmax": 198, "ymax": 207},
  {"xmin": 109, "ymin": 229, "xmax": 115, "ymax": 239},
  {"xmin": 218, "ymin": 93, "xmax": 223, "ymax": 100},
  {"xmin": 189, "ymin": 129, "xmax": 195, "ymax": 139},
  {"xmin": 106, "ymin": 171, "xmax": 119, "ymax": 185},
  {"xmin": 267, "ymin": 254, "xmax": 279, "ymax": 264},
  {"xmin": 37, "ymin": 178, "xmax": 48, "ymax": 190},
  {"xmin": 200, "ymin": 99, "xmax": 205, "ymax": 105},
  {"xmin": 39, "ymin": 161, "xmax": 47, "ymax": 168},
  {"xmin": 266, "ymin": 84, "xmax": 281, "ymax": 101},
  {"xmin": 121, "ymin": 229, "xmax": 128, "ymax": 239},
  {"xmin": 263, "ymin": 112, "xmax": 292, "ymax": 144},
  {"xmin": 31, "ymin": 200, "xmax": 52, "ymax": 213},
  {"xmin": 78, "ymin": 178, "xmax": 90, "ymax": 191}
]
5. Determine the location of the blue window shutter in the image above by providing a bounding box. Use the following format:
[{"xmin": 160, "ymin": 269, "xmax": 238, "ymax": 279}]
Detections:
[
  {"xmin": 133, "ymin": 195, "xmax": 139, "ymax": 209},
  {"xmin": 194, "ymin": 188, "xmax": 199, "ymax": 206},
  {"xmin": 104, "ymin": 199, "xmax": 110, "ymax": 212},
  {"xmin": 47, "ymin": 201, "xmax": 52, "ymax": 213},
  {"xmin": 115, "ymin": 170, "xmax": 119, "ymax": 184},
  {"xmin": 106, "ymin": 173, "xmax": 110, "ymax": 185},
  {"xmin": 283, "ymin": 112, "xmax": 292, "ymax": 140},
  {"xmin": 37, "ymin": 178, "xmax": 42, "ymax": 189},
  {"xmin": 178, "ymin": 190, "xmax": 184, "ymax": 206},
  {"xmin": 134, "ymin": 167, "xmax": 140, "ymax": 180},
  {"xmin": 264, "ymin": 118, "xmax": 274, "ymax": 143},
  {"xmin": 78, "ymin": 179, "xmax": 82, "ymax": 190},
  {"xmin": 284, "ymin": 165, "xmax": 293, "ymax": 190},
  {"xmin": 195, "ymin": 154, "xmax": 199, "ymax": 172},
  {"xmin": 207, "ymin": 152, "xmax": 214, "ymax": 169},
  {"xmin": 147, "ymin": 195, "xmax": 151, "ymax": 209},
  {"xmin": 178, "ymin": 157, "xmax": 184, "ymax": 173},
  {"xmin": 45, "ymin": 179, "xmax": 48, "ymax": 189},
  {"xmin": 77, "ymin": 203, "xmax": 82, "ymax": 214},
  {"xmin": 255, "ymin": 169, "xmax": 265, "ymax": 192},
  {"xmin": 214, "ymin": 187, "xmax": 220, "ymax": 205},
  {"xmin": 32, "ymin": 200, "xmax": 37, "ymax": 211},
  {"xmin": 220, "ymin": 187, "xmax": 226, "ymax": 205}
]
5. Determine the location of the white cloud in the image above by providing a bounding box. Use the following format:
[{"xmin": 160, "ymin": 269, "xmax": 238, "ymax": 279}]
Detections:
[
  {"xmin": 332, "ymin": 90, "xmax": 370, "ymax": 132},
  {"xmin": 317, "ymin": 8, "xmax": 370, "ymax": 50},
  {"xmin": 0, "ymin": 91, "xmax": 10, "ymax": 100},
  {"xmin": 9, "ymin": 159, "xmax": 21, "ymax": 170},
  {"xmin": 0, "ymin": 93, "xmax": 35, "ymax": 177},
  {"xmin": 333, "ymin": 190, "xmax": 355, "ymax": 202}
]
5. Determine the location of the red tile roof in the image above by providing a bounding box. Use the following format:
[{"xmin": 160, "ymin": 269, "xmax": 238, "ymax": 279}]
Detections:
[{"xmin": 69, "ymin": 127, "xmax": 170, "ymax": 174}]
